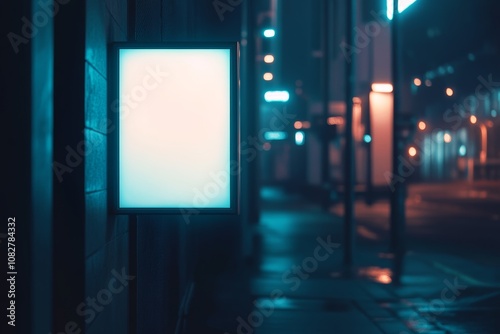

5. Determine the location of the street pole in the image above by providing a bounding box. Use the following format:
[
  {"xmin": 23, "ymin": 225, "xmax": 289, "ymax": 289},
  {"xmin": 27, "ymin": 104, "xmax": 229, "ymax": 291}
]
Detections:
[
  {"xmin": 390, "ymin": 0, "xmax": 406, "ymax": 285},
  {"xmin": 344, "ymin": 0, "xmax": 356, "ymax": 268},
  {"xmin": 366, "ymin": 32, "xmax": 374, "ymax": 205},
  {"xmin": 321, "ymin": 0, "xmax": 331, "ymax": 204}
]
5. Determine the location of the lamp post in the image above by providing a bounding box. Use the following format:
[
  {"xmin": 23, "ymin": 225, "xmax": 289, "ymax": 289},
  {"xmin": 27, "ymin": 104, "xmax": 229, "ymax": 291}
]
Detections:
[
  {"xmin": 468, "ymin": 115, "xmax": 492, "ymax": 181},
  {"xmin": 390, "ymin": 0, "xmax": 406, "ymax": 285},
  {"xmin": 343, "ymin": 0, "xmax": 356, "ymax": 268}
]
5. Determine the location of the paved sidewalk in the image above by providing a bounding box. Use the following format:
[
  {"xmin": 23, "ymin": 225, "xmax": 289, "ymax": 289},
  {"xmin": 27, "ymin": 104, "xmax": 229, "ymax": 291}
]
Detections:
[{"xmin": 184, "ymin": 188, "xmax": 500, "ymax": 333}]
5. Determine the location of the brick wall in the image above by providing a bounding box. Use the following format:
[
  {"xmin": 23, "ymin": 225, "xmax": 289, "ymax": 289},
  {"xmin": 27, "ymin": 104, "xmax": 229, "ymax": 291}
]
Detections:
[{"xmin": 84, "ymin": 1, "xmax": 130, "ymax": 333}]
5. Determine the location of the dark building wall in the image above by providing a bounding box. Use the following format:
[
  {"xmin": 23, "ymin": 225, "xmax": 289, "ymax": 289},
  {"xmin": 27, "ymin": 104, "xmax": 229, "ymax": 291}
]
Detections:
[
  {"xmin": 52, "ymin": 0, "xmax": 131, "ymax": 333},
  {"xmin": 4, "ymin": 1, "xmax": 247, "ymax": 333},
  {"xmin": 2, "ymin": 0, "xmax": 54, "ymax": 333},
  {"xmin": 84, "ymin": 0, "xmax": 130, "ymax": 334}
]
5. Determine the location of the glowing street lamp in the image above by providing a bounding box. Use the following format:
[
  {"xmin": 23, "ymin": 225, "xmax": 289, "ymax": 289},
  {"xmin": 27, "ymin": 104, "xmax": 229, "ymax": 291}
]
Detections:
[
  {"xmin": 264, "ymin": 55, "xmax": 275, "ymax": 63},
  {"xmin": 408, "ymin": 146, "xmax": 417, "ymax": 157},
  {"xmin": 443, "ymin": 133, "xmax": 452, "ymax": 143},
  {"xmin": 263, "ymin": 72, "xmax": 273, "ymax": 81},
  {"xmin": 263, "ymin": 29, "xmax": 276, "ymax": 38},
  {"xmin": 264, "ymin": 91, "xmax": 290, "ymax": 102},
  {"xmin": 371, "ymin": 83, "xmax": 394, "ymax": 93}
]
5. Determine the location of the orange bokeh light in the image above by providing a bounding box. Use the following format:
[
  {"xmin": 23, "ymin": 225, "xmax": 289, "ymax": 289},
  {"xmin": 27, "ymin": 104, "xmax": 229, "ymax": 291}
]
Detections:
[{"xmin": 408, "ymin": 147, "xmax": 417, "ymax": 157}]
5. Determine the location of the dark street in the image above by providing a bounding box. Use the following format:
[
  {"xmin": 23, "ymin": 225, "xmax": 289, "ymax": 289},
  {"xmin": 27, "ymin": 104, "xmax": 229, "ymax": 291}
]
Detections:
[{"xmin": 3, "ymin": 0, "xmax": 500, "ymax": 333}]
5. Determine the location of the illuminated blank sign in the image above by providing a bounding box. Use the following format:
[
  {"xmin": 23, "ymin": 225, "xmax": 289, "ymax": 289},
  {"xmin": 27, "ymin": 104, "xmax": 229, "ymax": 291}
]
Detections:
[{"xmin": 110, "ymin": 43, "xmax": 239, "ymax": 213}]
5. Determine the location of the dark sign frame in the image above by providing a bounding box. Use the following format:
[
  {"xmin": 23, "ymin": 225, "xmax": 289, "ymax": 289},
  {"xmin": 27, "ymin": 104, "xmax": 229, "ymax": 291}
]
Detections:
[{"xmin": 108, "ymin": 42, "xmax": 240, "ymax": 215}]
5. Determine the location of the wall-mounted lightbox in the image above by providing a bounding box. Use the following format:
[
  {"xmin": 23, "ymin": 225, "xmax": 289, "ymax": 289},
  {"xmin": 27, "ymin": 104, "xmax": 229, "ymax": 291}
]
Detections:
[{"xmin": 109, "ymin": 43, "xmax": 239, "ymax": 214}]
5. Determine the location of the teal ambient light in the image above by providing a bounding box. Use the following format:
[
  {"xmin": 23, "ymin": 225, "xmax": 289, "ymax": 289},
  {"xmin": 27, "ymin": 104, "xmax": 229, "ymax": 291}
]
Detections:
[
  {"xmin": 264, "ymin": 91, "xmax": 290, "ymax": 102},
  {"xmin": 264, "ymin": 131, "xmax": 287, "ymax": 141},
  {"xmin": 387, "ymin": 0, "xmax": 417, "ymax": 20},
  {"xmin": 111, "ymin": 43, "xmax": 239, "ymax": 213},
  {"xmin": 263, "ymin": 29, "xmax": 276, "ymax": 38}
]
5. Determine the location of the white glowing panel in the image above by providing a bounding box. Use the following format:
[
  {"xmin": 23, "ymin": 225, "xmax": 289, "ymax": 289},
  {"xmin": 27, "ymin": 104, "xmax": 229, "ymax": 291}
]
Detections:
[
  {"xmin": 117, "ymin": 48, "xmax": 233, "ymax": 209},
  {"xmin": 369, "ymin": 92, "xmax": 393, "ymax": 186}
]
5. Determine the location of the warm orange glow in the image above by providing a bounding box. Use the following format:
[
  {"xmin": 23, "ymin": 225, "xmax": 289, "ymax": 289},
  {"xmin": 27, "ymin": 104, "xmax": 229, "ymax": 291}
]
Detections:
[
  {"xmin": 263, "ymin": 72, "xmax": 273, "ymax": 81},
  {"xmin": 414, "ymin": 78, "xmax": 422, "ymax": 86},
  {"xmin": 418, "ymin": 121, "xmax": 426, "ymax": 131},
  {"xmin": 357, "ymin": 267, "xmax": 393, "ymax": 285},
  {"xmin": 264, "ymin": 54, "xmax": 275, "ymax": 63},
  {"xmin": 408, "ymin": 146, "xmax": 417, "ymax": 157},
  {"xmin": 353, "ymin": 97, "xmax": 362, "ymax": 104},
  {"xmin": 446, "ymin": 88, "xmax": 454, "ymax": 97},
  {"xmin": 480, "ymin": 124, "xmax": 487, "ymax": 164},
  {"xmin": 302, "ymin": 121, "xmax": 311, "ymax": 129},
  {"xmin": 294, "ymin": 121, "xmax": 303, "ymax": 129},
  {"xmin": 470, "ymin": 115, "xmax": 477, "ymax": 124},
  {"xmin": 327, "ymin": 117, "xmax": 344, "ymax": 125},
  {"xmin": 369, "ymin": 91, "xmax": 393, "ymax": 187},
  {"xmin": 444, "ymin": 133, "xmax": 452, "ymax": 143},
  {"xmin": 371, "ymin": 83, "xmax": 393, "ymax": 93},
  {"xmin": 377, "ymin": 274, "xmax": 393, "ymax": 284},
  {"xmin": 353, "ymin": 102, "xmax": 364, "ymax": 141}
]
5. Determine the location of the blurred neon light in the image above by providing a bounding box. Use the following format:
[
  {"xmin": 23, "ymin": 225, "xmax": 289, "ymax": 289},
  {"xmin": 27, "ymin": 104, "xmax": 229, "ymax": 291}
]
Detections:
[
  {"xmin": 264, "ymin": 131, "xmax": 287, "ymax": 141},
  {"xmin": 444, "ymin": 133, "xmax": 452, "ymax": 143},
  {"xmin": 264, "ymin": 55, "xmax": 275, "ymax": 63},
  {"xmin": 263, "ymin": 29, "xmax": 276, "ymax": 38},
  {"xmin": 459, "ymin": 145, "xmax": 467, "ymax": 157},
  {"xmin": 295, "ymin": 131, "xmax": 305, "ymax": 145},
  {"xmin": 363, "ymin": 134, "xmax": 372, "ymax": 143},
  {"xmin": 327, "ymin": 116, "xmax": 344, "ymax": 125},
  {"xmin": 371, "ymin": 83, "xmax": 393, "ymax": 93},
  {"xmin": 263, "ymin": 72, "xmax": 274, "ymax": 81},
  {"xmin": 387, "ymin": 0, "xmax": 418, "ymax": 20},
  {"xmin": 264, "ymin": 91, "xmax": 290, "ymax": 102},
  {"xmin": 408, "ymin": 146, "xmax": 417, "ymax": 157}
]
